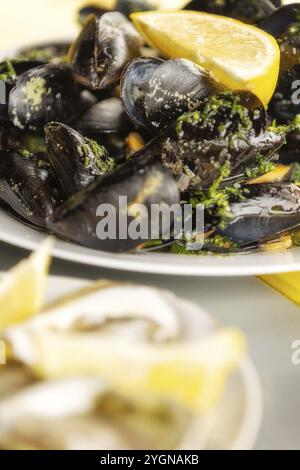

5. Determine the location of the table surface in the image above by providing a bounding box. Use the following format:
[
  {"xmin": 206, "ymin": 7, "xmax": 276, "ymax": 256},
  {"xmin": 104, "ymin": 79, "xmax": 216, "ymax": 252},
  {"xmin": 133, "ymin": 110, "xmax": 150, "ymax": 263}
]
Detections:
[{"xmin": 1, "ymin": 240, "xmax": 299, "ymax": 450}]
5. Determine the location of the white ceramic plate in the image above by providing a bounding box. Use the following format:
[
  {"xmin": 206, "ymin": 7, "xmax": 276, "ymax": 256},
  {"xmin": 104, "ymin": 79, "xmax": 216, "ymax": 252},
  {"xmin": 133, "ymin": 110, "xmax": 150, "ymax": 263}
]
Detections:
[
  {"xmin": 44, "ymin": 275, "xmax": 262, "ymax": 450},
  {"xmin": 1, "ymin": 209, "xmax": 300, "ymax": 276}
]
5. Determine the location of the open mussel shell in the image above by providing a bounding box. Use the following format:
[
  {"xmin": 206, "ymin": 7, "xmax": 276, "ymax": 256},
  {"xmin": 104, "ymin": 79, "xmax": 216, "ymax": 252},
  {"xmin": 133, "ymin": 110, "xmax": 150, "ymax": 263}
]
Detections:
[
  {"xmin": 219, "ymin": 183, "xmax": 300, "ymax": 245},
  {"xmin": 138, "ymin": 91, "xmax": 282, "ymax": 191},
  {"xmin": 121, "ymin": 58, "xmax": 221, "ymax": 133},
  {"xmin": 0, "ymin": 151, "xmax": 60, "ymax": 228},
  {"xmin": 184, "ymin": 0, "xmax": 277, "ymax": 24},
  {"xmin": 68, "ymin": 12, "xmax": 143, "ymax": 90},
  {"xmin": 48, "ymin": 156, "xmax": 180, "ymax": 252},
  {"xmin": 8, "ymin": 64, "xmax": 83, "ymax": 131},
  {"xmin": 260, "ymin": 3, "xmax": 300, "ymax": 37},
  {"xmin": 76, "ymin": 97, "xmax": 131, "ymax": 135},
  {"xmin": 45, "ymin": 122, "xmax": 115, "ymax": 197},
  {"xmin": 269, "ymin": 64, "xmax": 300, "ymax": 123}
]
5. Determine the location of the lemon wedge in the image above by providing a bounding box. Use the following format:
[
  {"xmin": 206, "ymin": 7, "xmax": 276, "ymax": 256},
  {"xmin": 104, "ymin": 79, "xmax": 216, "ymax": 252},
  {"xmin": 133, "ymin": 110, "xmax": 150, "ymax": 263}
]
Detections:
[
  {"xmin": 8, "ymin": 326, "xmax": 245, "ymax": 413},
  {"xmin": 0, "ymin": 239, "xmax": 52, "ymax": 331},
  {"xmin": 131, "ymin": 10, "xmax": 280, "ymax": 107}
]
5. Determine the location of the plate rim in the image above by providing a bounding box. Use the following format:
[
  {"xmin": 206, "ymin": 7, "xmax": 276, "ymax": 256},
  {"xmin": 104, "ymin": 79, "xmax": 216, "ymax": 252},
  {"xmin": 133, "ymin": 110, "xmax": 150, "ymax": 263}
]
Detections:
[{"xmin": 1, "ymin": 216, "xmax": 300, "ymax": 277}]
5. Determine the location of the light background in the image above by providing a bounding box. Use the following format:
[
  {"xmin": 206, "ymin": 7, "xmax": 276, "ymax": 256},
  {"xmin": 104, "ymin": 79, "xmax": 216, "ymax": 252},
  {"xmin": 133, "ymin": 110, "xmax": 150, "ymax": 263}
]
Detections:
[{"xmin": 0, "ymin": 0, "xmax": 295, "ymax": 50}]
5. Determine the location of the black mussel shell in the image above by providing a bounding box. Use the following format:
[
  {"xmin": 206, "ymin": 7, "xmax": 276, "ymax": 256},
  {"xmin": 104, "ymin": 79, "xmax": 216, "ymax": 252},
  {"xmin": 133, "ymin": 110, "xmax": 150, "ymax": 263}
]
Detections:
[
  {"xmin": 0, "ymin": 60, "xmax": 45, "ymax": 119},
  {"xmin": 121, "ymin": 57, "xmax": 163, "ymax": 130},
  {"xmin": 0, "ymin": 150, "xmax": 59, "ymax": 228},
  {"xmin": 279, "ymin": 130, "xmax": 300, "ymax": 164},
  {"xmin": 78, "ymin": 6, "xmax": 108, "ymax": 26},
  {"xmin": 45, "ymin": 122, "xmax": 116, "ymax": 198},
  {"xmin": 121, "ymin": 58, "xmax": 220, "ymax": 133},
  {"xmin": 144, "ymin": 59, "xmax": 221, "ymax": 132},
  {"xmin": 68, "ymin": 12, "xmax": 143, "ymax": 90},
  {"xmin": 18, "ymin": 41, "xmax": 71, "ymax": 62},
  {"xmin": 48, "ymin": 155, "xmax": 180, "ymax": 252},
  {"xmin": 76, "ymin": 97, "xmax": 131, "ymax": 135},
  {"xmin": 8, "ymin": 64, "xmax": 82, "ymax": 131},
  {"xmin": 260, "ymin": 3, "xmax": 300, "ymax": 37},
  {"xmin": 219, "ymin": 183, "xmax": 300, "ymax": 244},
  {"xmin": 278, "ymin": 22, "xmax": 300, "ymax": 72},
  {"xmin": 269, "ymin": 64, "xmax": 300, "ymax": 123},
  {"xmin": 139, "ymin": 91, "xmax": 282, "ymax": 190},
  {"xmin": 116, "ymin": 0, "xmax": 156, "ymax": 16},
  {"xmin": 184, "ymin": 0, "xmax": 276, "ymax": 24}
]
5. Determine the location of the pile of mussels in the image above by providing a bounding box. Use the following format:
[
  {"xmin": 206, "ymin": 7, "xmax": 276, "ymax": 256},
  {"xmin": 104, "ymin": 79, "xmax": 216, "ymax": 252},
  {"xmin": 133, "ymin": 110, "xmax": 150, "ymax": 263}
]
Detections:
[{"xmin": 1, "ymin": 0, "xmax": 300, "ymax": 254}]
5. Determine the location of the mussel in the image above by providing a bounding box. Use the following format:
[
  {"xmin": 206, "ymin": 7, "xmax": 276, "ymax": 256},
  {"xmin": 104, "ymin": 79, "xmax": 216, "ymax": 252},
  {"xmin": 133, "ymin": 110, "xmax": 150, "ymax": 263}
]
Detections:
[
  {"xmin": 279, "ymin": 130, "xmax": 300, "ymax": 164},
  {"xmin": 48, "ymin": 155, "xmax": 180, "ymax": 252},
  {"xmin": 121, "ymin": 58, "xmax": 221, "ymax": 133},
  {"xmin": 76, "ymin": 97, "xmax": 132, "ymax": 135},
  {"xmin": 45, "ymin": 122, "xmax": 116, "ymax": 197},
  {"xmin": 78, "ymin": 5, "xmax": 108, "ymax": 26},
  {"xmin": 0, "ymin": 150, "xmax": 60, "ymax": 228},
  {"xmin": 269, "ymin": 64, "xmax": 300, "ymax": 123},
  {"xmin": 0, "ymin": 123, "xmax": 45, "ymax": 153},
  {"xmin": 218, "ymin": 183, "xmax": 300, "ymax": 245},
  {"xmin": 8, "ymin": 64, "xmax": 83, "ymax": 130},
  {"xmin": 134, "ymin": 91, "xmax": 284, "ymax": 191},
  {"xmin": 68, "ymin": 12, "xmax": 143, "ymax": 90},
  {"xmin": 260, "ymin": 3, "xmax": 300, "ymax": 37},
  {"xmin": 17, "ymin": 41, "xmax": 71, "ymax": 63},
  {"xmin": 278, "ymin": 22, "xmax": 300, "ymax": 72},
  {"xmin": 184, "ymin": 0, "xmax": 277, "ymax": 24},
  {"xmin": 0, "ymin": 59, "xmax": 45, "ymax": 120}
]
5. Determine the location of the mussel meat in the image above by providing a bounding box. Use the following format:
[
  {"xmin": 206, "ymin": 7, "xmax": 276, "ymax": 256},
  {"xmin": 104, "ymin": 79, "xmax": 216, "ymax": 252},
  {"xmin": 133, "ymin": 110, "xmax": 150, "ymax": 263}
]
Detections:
[
  {"xmin": 218, "ymin": 183, "xmax": 300, "ymax": 245},
  {"xmin": 0, "ymin": 150, "xmax": 60, "ymax": 228},
  {"xmin": 45, "ymin": 122, "xmax": 116, "ymax": 197},
  {"xmin": 121, "ymin": 58, "xmax": 221, "ymax": 133},
  {"xmin": 8, "ymin": 64, "xmax": 83, "ymax": 131},
  {"xmin": 134, "ymin": 91, "xmax": 284, "ymax": 191},
  {"xmin": 76, "ymin": 97, "xmax": 132, "ymax": 135},
  {"xmin": 184, "ymin": 0, "xmax": 277, "ymax": 24},
  {"xmin": 48, "ymin": 155, "xmax": 180, "ymax": 252},
  {"xmin": 68, "ymin": 12, "xmax": 143, "ymax": 90}
]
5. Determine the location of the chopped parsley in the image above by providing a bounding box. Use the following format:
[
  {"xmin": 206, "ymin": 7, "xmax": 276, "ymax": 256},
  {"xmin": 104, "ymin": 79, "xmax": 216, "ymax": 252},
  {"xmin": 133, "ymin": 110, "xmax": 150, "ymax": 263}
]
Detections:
[
  {"xmin": 190, "ymin": 161, "xmax": 247, "ymax": 229},
  {"xmin": 245, "ymin": 153, "xmax": 276, "ymax": 179}
]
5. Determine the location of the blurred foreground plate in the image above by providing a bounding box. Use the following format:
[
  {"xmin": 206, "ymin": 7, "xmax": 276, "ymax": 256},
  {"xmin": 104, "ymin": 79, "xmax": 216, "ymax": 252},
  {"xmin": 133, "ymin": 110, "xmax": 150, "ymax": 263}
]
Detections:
[{"xmin": 43, "ymin": 275, "xmax": 262, "ymax": 450}]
